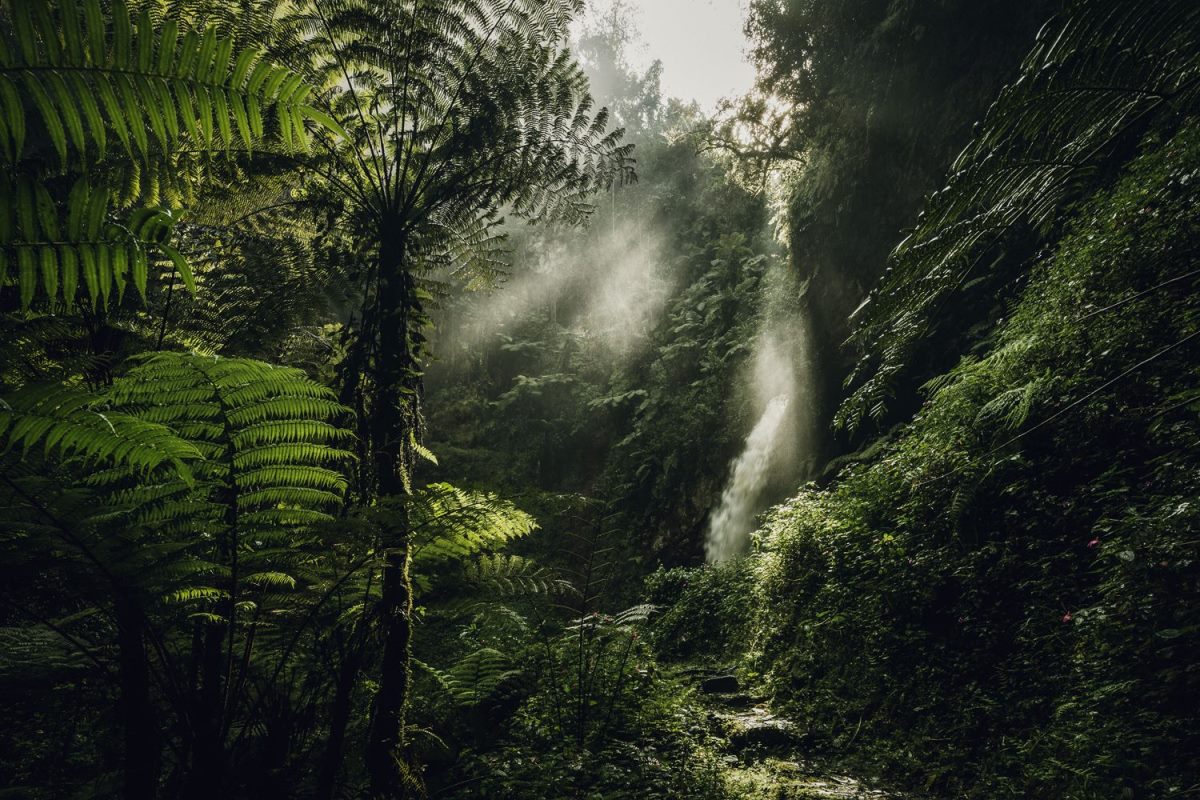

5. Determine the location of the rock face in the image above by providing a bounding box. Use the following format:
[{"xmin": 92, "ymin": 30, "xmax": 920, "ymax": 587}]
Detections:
[{"xmin": 700, "ymin": 674, "xmax": 741, "ymax": 694}]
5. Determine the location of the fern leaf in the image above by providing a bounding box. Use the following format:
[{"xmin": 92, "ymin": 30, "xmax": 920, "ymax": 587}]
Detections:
[{"xmin": 0, "ymin": 383, "xmax": 199, "ymax": 480}]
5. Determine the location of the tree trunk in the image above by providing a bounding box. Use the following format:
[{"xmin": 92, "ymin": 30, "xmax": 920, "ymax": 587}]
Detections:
[
  {"xmin": 184, "ymin": 623, "xmax": 227, "ymax": 800},
  {"xmin": 366, "ymin": 527, "xmax": 415, "ymax": 799},
  {"xmin": 365, "ymin": 232, "xmax": 422, "ymax": 799},
  {"xmin": 316, "ymin": 638, "xmax": 364, "ymax": 800},
  {"xmin": 115, "ymin": 594, "xmax": 160, "ymax": 800},
  {"xmin": 371, "ymin": 234, "xmax": 416, "ymax": 498}
]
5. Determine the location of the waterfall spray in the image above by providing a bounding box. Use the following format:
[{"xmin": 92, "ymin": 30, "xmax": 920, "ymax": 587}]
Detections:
[{"xmin": 705, "ymin": 394, "xmax": 792, "ymax": 562}]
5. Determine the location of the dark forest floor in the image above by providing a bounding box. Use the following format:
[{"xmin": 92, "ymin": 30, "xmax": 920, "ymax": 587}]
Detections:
[{"xmin": 681, "ymin": 667, "xmax": 904, "ymax": 800}]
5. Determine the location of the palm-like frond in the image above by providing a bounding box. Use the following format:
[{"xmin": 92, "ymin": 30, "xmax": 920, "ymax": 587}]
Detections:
[
  {"xmin": 409, "ymin": 481, "xmax": 537, "ymax": 573},
  {"xmin": 0, "ymin": 382, "xmax": 200, "ymax": 477},
  {"xmin": 0, "ymin": 0, "xmax": 340, "ymax": 310},
  {"xmin": 283, "ymin": 0, "xmax": 632, "ymax": 276},
  {"xmin": 840, "ymin": 0, "xmax": 1200, "ymax": 429},
  {"xmin": 0, "ymin": 177, "xmax": 189, "ymax": 308},
  {"xmin": 459, "ymin": 554, "xmax": 572, "ymax": 597},
  {"xmin": 0, "ymin": 0, "xmax": 328, "ymax": 166},
  {"xmin": 420, "ymin": 646, "xmax": 522, "ymax": 708},
  {"xmin": 106, "ymin": 353, "xmax": 354, "ymax": 545}
]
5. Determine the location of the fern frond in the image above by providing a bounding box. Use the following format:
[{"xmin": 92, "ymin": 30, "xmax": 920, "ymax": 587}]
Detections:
[
  {"xmin": 105, "ymin": 352, "xmax": 355, "ymax": 538},
  {"xmin": 0, "ymin": 624, "xmax": 92, "ymax": 683},
  {"xmin": 420, "ymin": 647, "xmax": 522, "ymax": 708},
  {"xmin": 409, "ymin": 482, "xmax": 537, "ymax": 571},
  {"xmin": 460, "ymin": 554, "xmax": 573, "ymax": 597},
  {"xmin": 0, "ymin": 0, "xmax": 337, "ymax": 166},
  {"xmin": 0, "ymin": 382, "xmax": 199, "ymax": 479},
  {"xmin": 0, "ymin": 177, "xmax": 191, "ymax": 308}
]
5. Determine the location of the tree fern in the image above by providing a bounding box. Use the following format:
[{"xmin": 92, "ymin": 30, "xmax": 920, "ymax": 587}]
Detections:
[{"xmin": 267, "ymin": 2, "xmax": 630, "ymax": 789}]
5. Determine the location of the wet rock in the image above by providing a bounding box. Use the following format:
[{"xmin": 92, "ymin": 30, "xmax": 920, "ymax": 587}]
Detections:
[
  {"xmin": 700, "ymin": 674, "xmax": 741, "ymax": 694},
  {"xmin": 728, "ymin": 713, "xmax": 800, "ymax": 751}
]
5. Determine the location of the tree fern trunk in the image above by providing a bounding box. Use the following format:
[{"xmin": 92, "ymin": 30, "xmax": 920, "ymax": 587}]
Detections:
[
  {"xmin": 115, "ymin": 593, "xmax": 160, "ymax": 800},
  {"xmin": 365, "ymin": 233, "xmax": 420, "ymax": 799},
  {"xmin": 371, "ymin": 234, "xmax": 417, "ymax": 498},
  {"xmin": 185, "ymin": 624, "xmax": 227, "ymax": 799},
  {"xmin": 367, "ymin": 527, "xmax": 415, "ymax": 799}
]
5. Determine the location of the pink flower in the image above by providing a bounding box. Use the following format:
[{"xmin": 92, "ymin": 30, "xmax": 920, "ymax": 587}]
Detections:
[
  {"xmin": 1062, "ymin": 612, "xmax": 1073, "ymax": 623},
  {"xmin": 1087, "ymin": 538, "xmax": 1100, "ymax": 548}
]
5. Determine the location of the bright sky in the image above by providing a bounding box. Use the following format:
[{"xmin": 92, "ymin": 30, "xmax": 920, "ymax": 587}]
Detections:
[{"xmin": 589, "ymin": 0, "xmax": 758, "ymax": 113}]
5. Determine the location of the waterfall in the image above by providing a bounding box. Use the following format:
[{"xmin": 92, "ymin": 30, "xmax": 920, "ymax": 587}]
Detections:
[
  {"xmin": 705, "ymin": 393, "xmax": 792, "ymax": 562},
  {"xmin": 705, "ymin": 300, "xmax": 818, "ymax": 563}
]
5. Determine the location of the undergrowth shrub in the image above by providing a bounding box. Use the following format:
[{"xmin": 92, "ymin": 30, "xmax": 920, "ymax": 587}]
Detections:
[
  {"xmin": 645, "ymin": 561, "xmax": 758, "ymax": 662},
  {"xmin": 438, "ymin": 608, "xmax": 731, "ymax": 799}
]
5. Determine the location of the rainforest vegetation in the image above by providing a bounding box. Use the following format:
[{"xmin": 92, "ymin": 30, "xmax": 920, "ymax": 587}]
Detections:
[{"xmin": 1, "ymin": 0, "xmax": 1197, "ymax": 798}]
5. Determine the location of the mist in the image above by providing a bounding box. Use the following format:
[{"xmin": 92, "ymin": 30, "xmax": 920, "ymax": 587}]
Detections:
[{"xmin": 432, "ymin": 199, "xmax": 670, "ymax": 361}]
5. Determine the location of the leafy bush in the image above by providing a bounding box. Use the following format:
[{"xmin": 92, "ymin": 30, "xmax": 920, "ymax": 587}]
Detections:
[{"xmin": 645, "ymin": 562, "xmax": 759, "ymax": 662}]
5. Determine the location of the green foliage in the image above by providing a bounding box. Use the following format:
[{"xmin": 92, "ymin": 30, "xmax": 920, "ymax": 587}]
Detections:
[
  {"xmin": 0, "ymin": 623, "xmax": 90, "ymax": 685},
  {"xmin": 0, "ymin": 179, "xmax": 190, "ymax": 308},
  {"xmin": 599, "ymin": 232, "xmax": 773, "ymax": 553},
  {"xmin": 9, "ymin": 0, "xmax": 1198, "ymax": 798},
  {"xmin": 0, "ymin": 382, "xmax": 199, "ymax": 477},
  {"xmin": 423, "ymin": 647, "xmax": 522, "ymax": 708},
  {"xmin": 0, "ymin": 2, "xmax": 639, "ymax": 798},
  {"xmin": 0, "ymin": 0, "xmax": 335, "ymax": 311},
  {"xmin": 103, "ymin": 352, "xmax": 353, "ymax": 551},
  {"xmin": 0, "ymin": 351, "xmax": 357, "ymax": 795},
  {"xmin": 840, "ymin": 0, "xmax": 1200, "ymax": 430},
  {"xmin": 411, "ymin": 482, "xmax": 537, "ymax": 573},
  {"xmin": 428, "ymin": 128, "xmax": 776, "ymax": 560},
  {"xmin": 644, "ymin": 561, "xmax": 757, "ymax": 662},
  {"xmin": 751, "ymin": 120, "xmax": 1200, "ymax": 798},
  {"xmin": 439, "ymin": 603, "xmax": 732, "ymax": 800},
  {"xmin": 0, "ymin": 0, "xmax": 324, "ymax": 166}
]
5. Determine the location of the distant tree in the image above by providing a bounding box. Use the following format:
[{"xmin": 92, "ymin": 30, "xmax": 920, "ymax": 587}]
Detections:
[{"xmin": 575, "ymin": 0, "xmax": 664, "ymax": 135}]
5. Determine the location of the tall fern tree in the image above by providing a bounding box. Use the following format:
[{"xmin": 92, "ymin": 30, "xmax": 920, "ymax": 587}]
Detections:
[
  {"xmin": 307, "ymin": 482, "xmax": 538, "ymax": 800},
  {"xmin": 0, "ymin": 384, "xmax": 204, "ymax": 800},
  {"xmin": 277, "ymin": 1, "xmax": 632, "ymax": 793},
  {"xmin": 105, "ymin": 353, "xmax": 353, "ymax": 798}
]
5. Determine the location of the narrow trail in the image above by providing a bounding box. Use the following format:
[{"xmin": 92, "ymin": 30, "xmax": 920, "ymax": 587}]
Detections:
[{"xmin": 681, "ymin": 669, "xmax": 903, "ymax": 800}]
